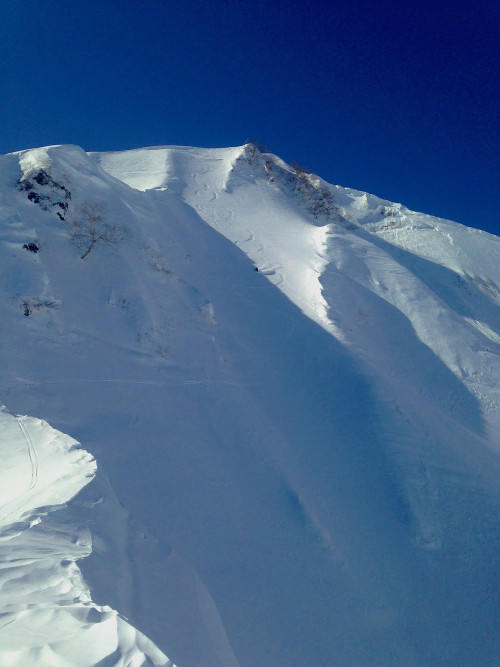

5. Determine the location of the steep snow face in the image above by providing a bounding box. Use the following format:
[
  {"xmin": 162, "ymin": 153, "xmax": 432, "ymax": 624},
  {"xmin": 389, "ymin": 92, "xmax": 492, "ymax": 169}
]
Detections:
[
  {"xmin": 94, "ymin": 145, "xmax": 345, "ymax": 340},
  {"xmin": 97, "ymin": 144, "xmax": 500, "ymax": 431},
  {"xmin": 1, "ymin": 143, "xmax": 500, "ymax": 666}
]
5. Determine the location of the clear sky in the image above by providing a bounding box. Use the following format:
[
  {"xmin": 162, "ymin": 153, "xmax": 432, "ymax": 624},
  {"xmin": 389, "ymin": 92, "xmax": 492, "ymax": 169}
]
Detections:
[{"xmin": 1, "ymin": 0, "xmax": 499, "ymax": 234}]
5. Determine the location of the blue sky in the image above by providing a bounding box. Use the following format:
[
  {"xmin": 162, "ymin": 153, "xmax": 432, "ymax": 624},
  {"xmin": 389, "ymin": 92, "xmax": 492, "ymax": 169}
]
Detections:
[{"xmin": 1, "ymin": 0, "xmax": 499, "ymax": 234}]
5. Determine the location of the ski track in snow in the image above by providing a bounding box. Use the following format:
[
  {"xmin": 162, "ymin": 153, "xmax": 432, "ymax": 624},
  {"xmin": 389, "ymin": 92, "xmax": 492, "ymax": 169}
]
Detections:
[
  {"xmin": 0, "ymin": 408, "xmax": 173, "ymax": 667},
  {"xmin": 16, "ymin": 416, "xmax": 38, "ymax": 491}
]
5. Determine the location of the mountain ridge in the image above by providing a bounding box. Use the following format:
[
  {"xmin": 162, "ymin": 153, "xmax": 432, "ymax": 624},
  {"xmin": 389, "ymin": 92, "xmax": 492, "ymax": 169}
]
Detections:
[{"xmin": 1, "ymin": 143, "xmax": 499, "ymax": 666}]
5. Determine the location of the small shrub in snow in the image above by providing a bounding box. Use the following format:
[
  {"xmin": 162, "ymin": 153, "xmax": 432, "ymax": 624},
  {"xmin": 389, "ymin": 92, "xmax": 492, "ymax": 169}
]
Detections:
[
  {"xmin": 290, "ymin": 160, "xmax": 312, "ymax": 176},
  {"xmin": 244, "ymin": 139, "xmax": 269, "ymax": 153},
  {"xmin": 71, "ymin": 203, "xmax": 126, "ymax": 259},
  {"xmin": 21, "ymin": 298, "xmax": 60, "ymax": 317}
]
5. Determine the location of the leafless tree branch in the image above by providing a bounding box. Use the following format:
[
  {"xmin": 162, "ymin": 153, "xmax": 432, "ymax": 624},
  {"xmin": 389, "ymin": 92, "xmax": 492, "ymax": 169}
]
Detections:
[{"xmin": 72, "ymin": 203, "xmax": 125, "ymax": 259}]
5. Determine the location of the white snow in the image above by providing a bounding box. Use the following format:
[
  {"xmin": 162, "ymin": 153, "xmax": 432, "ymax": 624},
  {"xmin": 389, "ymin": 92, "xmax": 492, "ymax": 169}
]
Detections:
[
  {"xmin": 1, "ymin": 142, "xmax": 500, "ymax": 666},
  {"xmin": 0, "ymin": 407, "xmax": 171, "ymax": 666}
]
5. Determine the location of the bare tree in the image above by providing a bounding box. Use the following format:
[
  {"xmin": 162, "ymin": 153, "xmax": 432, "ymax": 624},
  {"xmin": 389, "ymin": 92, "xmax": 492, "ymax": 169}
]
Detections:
[{"xmin": 72, "ymin": 203, "xmax": 125, "ymax": 259}]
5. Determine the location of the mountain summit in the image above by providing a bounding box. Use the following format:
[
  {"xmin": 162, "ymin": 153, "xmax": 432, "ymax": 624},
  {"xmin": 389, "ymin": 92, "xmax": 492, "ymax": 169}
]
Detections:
[{"xmin": 1, "ymin": 144, "xmax": 500, "ymax": 666}]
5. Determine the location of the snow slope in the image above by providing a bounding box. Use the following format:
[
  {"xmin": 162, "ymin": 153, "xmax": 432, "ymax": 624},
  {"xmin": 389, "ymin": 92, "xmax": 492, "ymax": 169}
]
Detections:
[{"xmin": 1, "ymin": 143, "xmax": 500, "ymax": 665}]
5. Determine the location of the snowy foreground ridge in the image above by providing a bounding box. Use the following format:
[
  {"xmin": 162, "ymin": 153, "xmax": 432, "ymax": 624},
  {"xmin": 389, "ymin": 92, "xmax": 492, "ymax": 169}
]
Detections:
[{"xmin": 1, "ymin": 144, "xmax": 500, "ymax": 666}]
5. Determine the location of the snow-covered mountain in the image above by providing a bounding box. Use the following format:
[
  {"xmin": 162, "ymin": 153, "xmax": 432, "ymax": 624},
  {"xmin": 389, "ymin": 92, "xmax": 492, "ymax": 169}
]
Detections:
[{"xmin": 1, "ymin": 143, "xmax": 500, "ymax": 666}]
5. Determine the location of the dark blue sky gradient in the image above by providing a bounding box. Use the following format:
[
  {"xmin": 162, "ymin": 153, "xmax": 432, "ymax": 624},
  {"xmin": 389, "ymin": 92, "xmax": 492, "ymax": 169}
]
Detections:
[{"xmin": 1, "ymin": 0, "xmax": 499, "ymax": 233}]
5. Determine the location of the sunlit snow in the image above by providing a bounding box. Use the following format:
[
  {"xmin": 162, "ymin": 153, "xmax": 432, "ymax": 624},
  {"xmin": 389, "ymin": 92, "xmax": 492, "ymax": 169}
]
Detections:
[{"xmin": 1, "ymin": 143, "xmax": 500, "ymax": 666}]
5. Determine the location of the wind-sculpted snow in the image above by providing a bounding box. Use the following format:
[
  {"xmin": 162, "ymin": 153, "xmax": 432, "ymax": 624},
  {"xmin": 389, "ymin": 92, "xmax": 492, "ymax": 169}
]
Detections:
[
  {"xmin": 1, "ymin": 143, "xmax": 500, "ymax": 665},
  {"xmin": 0, "ymin": 407, "xmax": 171, "ymax": 666}
]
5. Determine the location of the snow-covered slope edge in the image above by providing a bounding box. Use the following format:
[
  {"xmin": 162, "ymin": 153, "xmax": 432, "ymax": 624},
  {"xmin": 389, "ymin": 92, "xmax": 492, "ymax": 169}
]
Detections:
[{"xmin": 0, "ymin": 405, "xmax": 172, "ymax": 667}]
